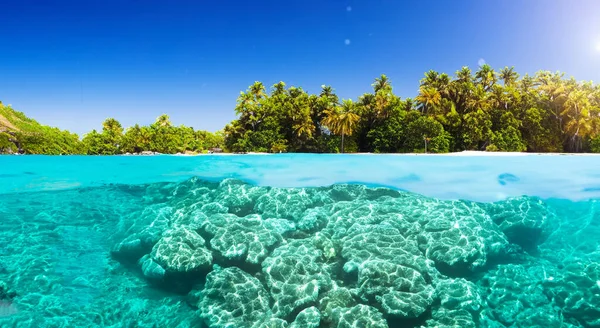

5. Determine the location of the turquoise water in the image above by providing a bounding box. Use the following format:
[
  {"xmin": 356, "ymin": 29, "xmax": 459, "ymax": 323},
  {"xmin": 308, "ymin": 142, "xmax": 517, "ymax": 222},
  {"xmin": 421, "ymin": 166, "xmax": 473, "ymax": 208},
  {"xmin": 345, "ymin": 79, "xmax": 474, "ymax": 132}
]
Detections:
[{"xmin": 0, "ymin": 155, "xmax": 599, "ymax": 327}]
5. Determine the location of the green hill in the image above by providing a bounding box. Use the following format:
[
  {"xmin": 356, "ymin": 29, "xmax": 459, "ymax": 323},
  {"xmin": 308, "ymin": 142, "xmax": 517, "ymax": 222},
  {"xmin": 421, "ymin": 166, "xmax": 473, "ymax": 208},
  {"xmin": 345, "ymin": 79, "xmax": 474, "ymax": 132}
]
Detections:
[{"xmin": 0, "ymin": 102, "xmax": 83, "ymax": 154}]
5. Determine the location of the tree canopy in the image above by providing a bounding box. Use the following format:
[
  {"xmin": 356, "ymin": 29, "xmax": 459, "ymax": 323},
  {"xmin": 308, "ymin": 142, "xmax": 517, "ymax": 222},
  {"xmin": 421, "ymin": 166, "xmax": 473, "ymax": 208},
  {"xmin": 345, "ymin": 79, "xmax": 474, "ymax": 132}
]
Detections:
[
  {"xmin": 2, "ymin": 65, "xmax": 600, "ymax": 155},
  {"xmin": 225, "ymin": 67, "xmax": 600, "ymax": 153},
  {"xmin": 0, "ymin": 103, "xmax": 223, "ymax": 155}
]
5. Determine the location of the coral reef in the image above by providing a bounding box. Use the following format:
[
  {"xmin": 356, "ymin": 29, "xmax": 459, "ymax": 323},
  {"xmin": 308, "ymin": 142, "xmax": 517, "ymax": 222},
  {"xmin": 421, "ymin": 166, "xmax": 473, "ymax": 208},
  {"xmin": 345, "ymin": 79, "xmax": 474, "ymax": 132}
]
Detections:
[
  {"xmin": 262, "ymin": 238, "xmax": 333, "ymax": 319},
  {"xmin": 195, "ymin": 266, "xmax": 274, "ymax": 328},
  {"xmin": 331, "ymin": 304, "xmax": 388, "ymax": 328},
  {"xmin": 201, "ymin": 213, "xmax": 283, "ymax": 265},
  {"xmin": 138, "ymin": 226, "xmax": 213, "ymax": 286},
  {"xmin": 2, "ymin": 178, "xmax": 598, "ymax": 327},
  {"xmin": 482, "ymin": 196, "xmax": 554, "ymax": 250}
]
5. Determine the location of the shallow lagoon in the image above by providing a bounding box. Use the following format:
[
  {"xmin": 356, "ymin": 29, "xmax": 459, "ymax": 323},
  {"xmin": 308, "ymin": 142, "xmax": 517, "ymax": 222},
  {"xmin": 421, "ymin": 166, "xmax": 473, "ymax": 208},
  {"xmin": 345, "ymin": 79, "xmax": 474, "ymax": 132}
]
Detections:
[{"xmin": 0, "ymin": 154, "xmax": 599, "ymax": 327}]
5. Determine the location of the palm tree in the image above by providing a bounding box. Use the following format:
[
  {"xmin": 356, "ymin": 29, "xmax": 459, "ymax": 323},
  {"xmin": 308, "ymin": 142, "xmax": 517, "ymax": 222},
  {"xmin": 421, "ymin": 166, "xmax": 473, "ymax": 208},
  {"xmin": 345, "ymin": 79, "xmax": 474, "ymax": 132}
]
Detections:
[
  {"xmin": 320, "ymin": 85, "xmax": 335, "ymax": 98},
  {"xmin": 294, "ymin": 119, "xmax": 314, "ymax": 139},
  {"xmin": 467, "ymin": 85, "xmax": 491, "ymax": 113},
  {"xmin": 456, "ymin": 67, "xmax": 473, "ymax": 84},
  {"xmin": 249, "ymin": 81, "xmax": 266, "ymax": 101},
  {"xmin": 372, "ymin": 74, "xmax": 391, "ymax": 93},
  {"xmin": 490, "ymin": 84, "xmax": 509, "ymax": 111},
  {"xmin": 314, "ymin": 85, "xmax": 339, "ymax": 133},
  {"xmin": 139, "ymin": 126, "xmax": 152, "ymax": 150},
  {"xmin": 421, "ymin": 70, "xmax": 440, "ymax": 88},
  {"xmin": 287, "ymin": 87, "xmax": 314, "ymax": 140},
  {"xmin": 536, "ymin": 71, "xmax": 568, "ymax": 131},
  {"xmin": 499, "ymin": 66, "xmax": 519, "ymax": 86},
  {"xmin": 475, "ymin": 64, "xmax": 497, "ymax": 90},
  {"xmin": 416, "ymin": 86, "xmax": 441, "ymax": 114},
  {"xmin": 102, "ymin": 118, "xmax": 123, "ymax": 135},
  {"xmin": 562, "ymin": 90, "xmax": 594, "ymax": 152},
  {"xmin": 322, "ymin": 99, "xmax": 359, "ymax": 153},
  {"xmin": 424, "ymin": 137, "xmax": 431, "ymax": 153}
]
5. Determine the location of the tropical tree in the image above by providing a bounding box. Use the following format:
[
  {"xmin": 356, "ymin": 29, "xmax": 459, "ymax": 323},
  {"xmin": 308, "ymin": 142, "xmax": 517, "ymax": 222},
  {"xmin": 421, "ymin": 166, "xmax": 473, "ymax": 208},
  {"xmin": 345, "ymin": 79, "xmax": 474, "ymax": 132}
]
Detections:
[
  {"xmin": 416, "ymin": 86, "xmax": 441, "ymax": 114},
  {"xmin": 475, "ymin": 64, "xmax": 497, "ymax": 90},
  {"xmin": 500, "ymin": 66, "xmax": 519, "ymax": 86},
  {"xmin": 322, "ymin": 99, "xmax": 360, "ymax": 153}
]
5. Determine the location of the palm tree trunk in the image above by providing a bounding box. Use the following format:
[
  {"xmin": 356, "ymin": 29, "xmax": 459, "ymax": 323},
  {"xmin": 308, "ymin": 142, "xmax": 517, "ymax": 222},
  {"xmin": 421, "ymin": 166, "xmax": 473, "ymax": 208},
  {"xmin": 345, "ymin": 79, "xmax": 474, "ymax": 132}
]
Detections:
[{"xmin": 341, "ymin": 132, "xmax": 345, "ymax": 153}]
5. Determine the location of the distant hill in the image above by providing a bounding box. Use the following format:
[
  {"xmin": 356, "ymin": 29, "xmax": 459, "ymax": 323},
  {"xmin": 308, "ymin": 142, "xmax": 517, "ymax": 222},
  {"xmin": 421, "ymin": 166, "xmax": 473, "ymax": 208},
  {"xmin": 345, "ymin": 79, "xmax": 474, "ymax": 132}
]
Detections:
[
  {"xmin": 0, "ymin": 102, "xmax": 83, "ymax": 154},
  {"xmin": 0, "ymin": 102, "xmax": 42, "ymax": 133}
]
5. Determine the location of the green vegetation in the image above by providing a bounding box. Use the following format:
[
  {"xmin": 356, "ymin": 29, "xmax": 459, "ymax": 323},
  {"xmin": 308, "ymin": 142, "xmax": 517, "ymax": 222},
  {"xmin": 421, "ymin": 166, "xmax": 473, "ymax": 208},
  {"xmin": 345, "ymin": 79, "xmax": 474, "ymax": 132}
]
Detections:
[
  {"xmin": 225, "ymin": 67, "xmax": 600, "ymax": 153},
  {"xmin": 0, "ymin": 103, "xmax": 223, "ymax": 155},
  {"xmin": 2, "ymin": 65, "xmax": 600, "ymax": 154},
  {"xmin": 81, "ymin": 114, "xmax": 224, "ymax": 155},
  {"xmin": 0, "ymin": 103, "xmax": 83, "ymax": 154}
]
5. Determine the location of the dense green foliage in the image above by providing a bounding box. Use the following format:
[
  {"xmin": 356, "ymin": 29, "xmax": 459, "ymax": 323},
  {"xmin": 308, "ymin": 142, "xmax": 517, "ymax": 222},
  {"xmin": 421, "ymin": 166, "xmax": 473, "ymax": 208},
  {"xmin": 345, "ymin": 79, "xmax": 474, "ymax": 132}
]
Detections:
[
  {"xmin": 2, "ymin": 65, "xmax": 600, "ymax": 154},
  {"xmin": 0, "ymin": 103, "xmax": 223, "ymax": 155},
  {"xmin": 0, "ymin": 103, "xmax": 83, "ymax": 154},
  {"xmin": 225, "ymin": 66, "xmax": 600, "ymax": 153},
  {"xmin": 81, "ymin": 114, "xmax": 224, "ymax": 155}
]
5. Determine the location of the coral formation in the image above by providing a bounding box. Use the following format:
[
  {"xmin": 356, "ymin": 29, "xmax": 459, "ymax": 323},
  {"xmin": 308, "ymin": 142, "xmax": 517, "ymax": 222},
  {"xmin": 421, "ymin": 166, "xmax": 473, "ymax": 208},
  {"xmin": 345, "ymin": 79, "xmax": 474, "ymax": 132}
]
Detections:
[
  {"xmin": 195, "ymin": 266, "xmax": 273, "ymax": 328},
  {"xmin": 2, "ymin": 177, "xmax": 598, "ymax": 327},
  {"xmin": 331, "ymin": 304, "xmax": 388, "ymax": 328},
  {"xmin": 262, "ymin": 238, "xmax": 333, "ymax": 319},
  {"xmin": 139, "ymin": 226, "xmax": 213, "ymax": 283},
  {"xmin": 201, "ymin": 213, "xmax": 283, "ymax": 265},
  {"xmin": 482, "ymin": 196, "xmax": 554, "ymax": 250}
]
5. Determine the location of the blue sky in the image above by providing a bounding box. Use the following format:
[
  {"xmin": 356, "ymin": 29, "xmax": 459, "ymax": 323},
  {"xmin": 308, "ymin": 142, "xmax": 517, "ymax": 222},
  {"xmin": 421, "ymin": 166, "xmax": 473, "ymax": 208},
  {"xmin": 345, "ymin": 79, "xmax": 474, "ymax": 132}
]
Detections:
[{"xmin": 1, "ymin": 0, "xmax": 600, "ymax": 135}]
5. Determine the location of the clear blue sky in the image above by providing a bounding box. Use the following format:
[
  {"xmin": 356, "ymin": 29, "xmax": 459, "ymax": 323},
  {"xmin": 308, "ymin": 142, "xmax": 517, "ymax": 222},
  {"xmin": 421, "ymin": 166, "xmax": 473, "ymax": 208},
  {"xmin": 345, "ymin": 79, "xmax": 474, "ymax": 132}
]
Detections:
[{"xmin": 1, "ymin": 0, "xmax": 600, "ymax": 135}]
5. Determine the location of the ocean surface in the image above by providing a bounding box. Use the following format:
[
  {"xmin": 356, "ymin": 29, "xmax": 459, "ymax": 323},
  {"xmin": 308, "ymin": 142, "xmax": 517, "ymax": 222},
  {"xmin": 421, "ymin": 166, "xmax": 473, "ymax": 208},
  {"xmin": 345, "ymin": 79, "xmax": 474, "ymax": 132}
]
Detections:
[{"xmin": 0, "ymin": 154, "xmax": 599, "ymax": 327}]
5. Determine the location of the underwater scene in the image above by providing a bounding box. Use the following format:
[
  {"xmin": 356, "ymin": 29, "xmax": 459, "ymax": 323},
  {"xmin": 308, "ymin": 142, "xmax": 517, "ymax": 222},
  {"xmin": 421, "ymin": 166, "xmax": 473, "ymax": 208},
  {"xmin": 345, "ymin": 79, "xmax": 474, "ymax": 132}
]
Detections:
[{"xmin": 0, "ymin": 155, "xmax": 599, "ymax": 327}]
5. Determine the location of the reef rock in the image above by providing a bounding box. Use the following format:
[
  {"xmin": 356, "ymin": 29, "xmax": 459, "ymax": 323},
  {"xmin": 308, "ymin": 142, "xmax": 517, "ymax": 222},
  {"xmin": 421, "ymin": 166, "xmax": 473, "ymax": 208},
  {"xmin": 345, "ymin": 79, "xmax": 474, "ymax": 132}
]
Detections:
[
  {"xmin": 201, "ymin": 213, "xmax": 282, "ymax": 265},
  {"xmin": 340, "ymin": 223, "xmax": 436, "ymax": 318},
  {"xmin": 196, "ymin": 266, "xmax": 273, "ymax": 328},
  {"xmin": 483, "ymin": 196, "xmax": 554, "ymax": 251},
  {"xmin": 331, "ymin": 304, "xmax": 388, "ymax": 328},
  {"xmin": 422, "ymin": 278, "xmax": 482, "ymax": 328},
  {"xmin": 139, "ymin": 226, "xmax": 212, "ymax": 285},
  {"xmin": 262, "ymin": 238, "xmax": 333, "ymax": 319}
]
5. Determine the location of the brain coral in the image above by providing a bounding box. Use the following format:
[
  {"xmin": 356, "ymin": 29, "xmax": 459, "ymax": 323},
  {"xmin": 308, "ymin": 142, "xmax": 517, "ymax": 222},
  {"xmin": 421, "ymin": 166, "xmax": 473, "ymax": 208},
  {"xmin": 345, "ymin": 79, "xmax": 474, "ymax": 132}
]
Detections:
[
  {"xmin": 340, "ymin": 223, "xmax": 436, "ymax": 318},
  {"xmin": 201, "ymin": 213, "xmax": 283, "ymax": 265},
  {"xmin": 213, "ymin": 179, "xmax": 268, "ymax": 216},
  {"xmin": 254, "ymin": 187, "xmax": 328, "ymax": 221},
  {"xmin": 331, "ymin": 304, "xmax": 389, "ymax": 328},
  {"xmin": 196, "ymin": 266, "xmax": 273, "ymax": 328},
  {"xmin": 149, "ymin": 226, "xmax": 212, "ymax": 274},
  {"xmin": 411, "ymin": 199, "xmax": 509, "ymax": 276},
  {"xmin": 138, "ymin": 226, "xmax": 212, "ymax": 291},
  {"xmin": 482, "ymin": 196, "xmax": 554, "ymax": 251},
  {"xmin": 422, "ymin": 278, "xmax": 482, "ymax": 328},
  {"xmin": 262, "ymin": 238, "xmax": 333, "ymax": 319}
]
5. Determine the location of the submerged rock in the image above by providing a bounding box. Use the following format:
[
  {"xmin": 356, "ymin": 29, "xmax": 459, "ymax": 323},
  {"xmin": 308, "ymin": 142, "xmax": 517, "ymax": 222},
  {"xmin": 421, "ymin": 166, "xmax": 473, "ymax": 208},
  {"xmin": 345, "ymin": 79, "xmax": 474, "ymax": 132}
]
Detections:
[
  {"xmin": 289, "ymin": 306, "xmax": 321, "ymax": 328},
  {"xmin": 422, "ymin": 278, "xmax": 482, "ymax": 328},
  {"xmin": 478, "ymin": 264, "xmax": 565, "ymax": 327},
  {"xmin": 195, "ymin": 266, "xmax": 273, "ymax": 328},
  {"xmin": 103, "ymin": 178, "xmax": 597, "ymax": 328},
  {"xmin": 137, "ymin": 226, "xmax": 212, "ymax": 291},
  {"xmin": 482, "ymin": 196, "xmax": 554, "ymax": 251},
  {"xmin": 331, "ymin": 304, "xmax": 388, "ymax": 328},
  {"xmin": 201, "ymin": 213, "xmax": 282, "ymax": 265},
  {"xmin": 262, "ymin": 238, "xmax": 333, "ymax": 320},
  {"xmin": 149, "ymin": 227, "xmax": 212, "ymax": 274}
]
